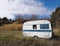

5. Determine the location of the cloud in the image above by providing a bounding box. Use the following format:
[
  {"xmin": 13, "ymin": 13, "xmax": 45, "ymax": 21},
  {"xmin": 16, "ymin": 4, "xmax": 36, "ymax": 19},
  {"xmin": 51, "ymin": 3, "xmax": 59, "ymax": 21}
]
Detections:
[
  {"xmin": 9, "ymin": 0, "xmax": 53, "ymax": 15},
  {"xmin": 0, "ymin": 0, "xmax": 14, "ymax": 19},
  {"xmin": 0, "ymin": 0, "xmax": 53, "ymax": 19}
]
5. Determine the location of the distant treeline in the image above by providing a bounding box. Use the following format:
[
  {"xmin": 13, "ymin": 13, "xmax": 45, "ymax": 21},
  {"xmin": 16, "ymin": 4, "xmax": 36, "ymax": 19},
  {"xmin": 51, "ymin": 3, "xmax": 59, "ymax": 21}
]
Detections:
[
  {"xmin": 14, "ymin": 14, "xmax": 49, "ymax": 24},
  {"xmin": 0, "ymin": 17, "xmax": 14, "ymax": 26}
]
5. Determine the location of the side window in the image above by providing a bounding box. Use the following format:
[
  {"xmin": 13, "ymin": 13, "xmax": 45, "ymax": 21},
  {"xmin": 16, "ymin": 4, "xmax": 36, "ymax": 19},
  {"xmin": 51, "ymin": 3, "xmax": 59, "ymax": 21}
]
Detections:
[
  {"xmin": 40, "ymin": 24, "xmax": 49, "ymax": 29},
  {"xmin": 33, "ymin": 25, "xmax": 37, "ymax": 29}
]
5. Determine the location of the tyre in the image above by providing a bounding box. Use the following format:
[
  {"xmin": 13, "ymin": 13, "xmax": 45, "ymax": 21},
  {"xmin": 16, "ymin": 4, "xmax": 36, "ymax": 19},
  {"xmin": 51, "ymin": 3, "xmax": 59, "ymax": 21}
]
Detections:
[{"xmin": 34, "ymin": 36, "xmax": 38, "ymax": 38}]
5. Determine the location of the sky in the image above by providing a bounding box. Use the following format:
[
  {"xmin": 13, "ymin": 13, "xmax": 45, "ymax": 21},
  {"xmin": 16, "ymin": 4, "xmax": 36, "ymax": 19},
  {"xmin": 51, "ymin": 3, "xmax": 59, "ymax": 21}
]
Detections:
[{"xmin": 0, "ymin": 0, "xmax": 60, "ymax": 19}]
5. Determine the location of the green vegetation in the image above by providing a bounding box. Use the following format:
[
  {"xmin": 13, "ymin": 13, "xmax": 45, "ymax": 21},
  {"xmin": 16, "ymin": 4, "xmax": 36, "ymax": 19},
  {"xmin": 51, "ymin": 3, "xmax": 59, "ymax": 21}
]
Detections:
[
  {"xmin": 50, "ymin": 7, "xmax": 60, "ymax": 28},
  {"xmin": 50, "ymin": 7, "xmax": 60, "ymax": 35}
]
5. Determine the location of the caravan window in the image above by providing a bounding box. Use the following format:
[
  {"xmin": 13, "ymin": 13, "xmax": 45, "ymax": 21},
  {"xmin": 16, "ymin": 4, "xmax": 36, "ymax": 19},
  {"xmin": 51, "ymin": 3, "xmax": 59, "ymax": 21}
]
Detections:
[
  {"xmin": 33, "ymin": 25, "xmax": 37, "ymax": 29},
  {"xmin": 40, "ymin": 24, "xmax": 49, "ymax": 29}
]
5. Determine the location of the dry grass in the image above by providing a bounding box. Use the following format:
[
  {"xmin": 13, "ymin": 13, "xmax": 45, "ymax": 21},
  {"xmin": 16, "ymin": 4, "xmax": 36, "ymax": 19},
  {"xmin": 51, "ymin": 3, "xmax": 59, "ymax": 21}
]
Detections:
[
  {"xmin": 0, "ymin": 30, "xmax": 60, "ymax": 46},
  {"xmin": 53, "ymin": 28, "xmax": 60, "ymax": 36},
  {"xmin": 0, "ymin": 23, "xmax": 60, "ymax": 46},
  {"xmin": 0, "ymin": 23, "xmax": 22, "ymax": 31}
]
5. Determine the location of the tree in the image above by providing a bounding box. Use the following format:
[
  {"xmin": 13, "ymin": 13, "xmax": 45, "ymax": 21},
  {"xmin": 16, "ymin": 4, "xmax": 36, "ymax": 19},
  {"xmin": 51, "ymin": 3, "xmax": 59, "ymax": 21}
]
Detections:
[
  {"xmin": 0, "ymin": 17, "xmax": 2, "ymax": 26},
  {"xmin": 2, "ymin": 17, "xmax": 9, "ymax": 24},
  {"xmin": 0, "ymin": 17, "xmax": 1, "ymax": 20},
  {"xmin": 15, "ymin": 14, "xmax": 24, "ymax": 24},
  {"xmin": 50, "ymin": 7, "xmax": 60, "ymax": 28},
  {"xmin": 30, "ymin": 15, "xmax": 38, "ymax": 20},
  {"xmin": 2, "ymin": 17, "xmax": 8, "ymax": 21}
]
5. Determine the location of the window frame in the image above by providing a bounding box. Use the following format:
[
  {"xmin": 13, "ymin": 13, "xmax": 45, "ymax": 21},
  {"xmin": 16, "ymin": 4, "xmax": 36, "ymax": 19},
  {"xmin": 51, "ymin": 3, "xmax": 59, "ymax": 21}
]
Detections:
[
  {"xmin": 40, "ymin": 24, "xmax": 49, "ymax": 29},
  {"xmin": 33, "ymin": 25, "xmax": 37, "ymax": 29}
]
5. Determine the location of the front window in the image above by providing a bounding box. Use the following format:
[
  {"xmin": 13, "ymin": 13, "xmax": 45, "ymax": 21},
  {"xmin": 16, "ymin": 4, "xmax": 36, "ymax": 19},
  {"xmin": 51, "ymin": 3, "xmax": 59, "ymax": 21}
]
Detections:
[
  {"xmin": 33, "ymin": 25, "xmax": 37, "ymax": 29},
  {"xmin": 40, "ymin": 24, "xmax": 49, "ymax": 29}
]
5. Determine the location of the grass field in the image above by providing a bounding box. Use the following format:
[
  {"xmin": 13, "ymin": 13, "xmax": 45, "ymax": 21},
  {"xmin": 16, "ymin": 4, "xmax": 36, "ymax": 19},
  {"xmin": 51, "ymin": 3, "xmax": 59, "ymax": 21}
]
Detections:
[
  {"xmin": 0, "ymin": 23, "xmax": 22, "ymax": 31},
  {"xmin": 0, "ymin": 23, "xmax": 60, "ymax": 46},
  {"xmin": 0, "ymin": 30, "xmax": 60, "ymax": 46}
]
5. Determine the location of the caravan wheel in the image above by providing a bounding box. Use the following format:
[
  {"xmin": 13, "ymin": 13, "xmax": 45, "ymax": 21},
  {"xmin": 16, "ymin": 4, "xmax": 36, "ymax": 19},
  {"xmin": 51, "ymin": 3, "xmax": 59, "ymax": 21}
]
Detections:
[{"xmin": 34, "ymin": 36, "xmax": 38, "ymax": 38}]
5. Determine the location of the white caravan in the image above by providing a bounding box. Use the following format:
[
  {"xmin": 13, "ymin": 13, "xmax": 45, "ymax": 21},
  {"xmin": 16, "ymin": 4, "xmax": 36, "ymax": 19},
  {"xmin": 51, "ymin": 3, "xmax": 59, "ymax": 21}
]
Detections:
[{"xmin": 23, "ymin": 20, "xmax": 52, "ymax": 38}]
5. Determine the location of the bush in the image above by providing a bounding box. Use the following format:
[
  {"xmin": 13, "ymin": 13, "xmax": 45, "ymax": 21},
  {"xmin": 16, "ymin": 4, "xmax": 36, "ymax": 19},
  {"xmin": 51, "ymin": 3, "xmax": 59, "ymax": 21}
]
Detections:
[{"xmin": 0, "ymin": 21, "xmax": 2, "ymax": 26}]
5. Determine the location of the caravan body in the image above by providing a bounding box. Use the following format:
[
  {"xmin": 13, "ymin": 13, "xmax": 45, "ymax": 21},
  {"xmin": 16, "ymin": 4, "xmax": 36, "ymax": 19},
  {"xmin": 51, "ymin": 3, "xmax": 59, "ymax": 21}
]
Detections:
[{"xmin": 23, "ymin": 20, "xmax": 52, "ymax": 38}]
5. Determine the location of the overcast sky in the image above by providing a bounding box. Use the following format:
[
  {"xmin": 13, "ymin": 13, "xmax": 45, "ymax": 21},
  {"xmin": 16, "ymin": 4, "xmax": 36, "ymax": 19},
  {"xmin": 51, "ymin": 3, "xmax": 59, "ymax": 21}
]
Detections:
[{"xmin": 0, "ymin": 0, "xmax": 60, "ymax": 19}]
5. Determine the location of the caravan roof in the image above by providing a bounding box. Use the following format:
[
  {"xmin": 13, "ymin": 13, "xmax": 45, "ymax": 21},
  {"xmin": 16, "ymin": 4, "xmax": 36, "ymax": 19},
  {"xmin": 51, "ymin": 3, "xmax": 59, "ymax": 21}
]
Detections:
[{"xmin": 23, "ymin": 20, "xmax": 51, "ymax": 25}]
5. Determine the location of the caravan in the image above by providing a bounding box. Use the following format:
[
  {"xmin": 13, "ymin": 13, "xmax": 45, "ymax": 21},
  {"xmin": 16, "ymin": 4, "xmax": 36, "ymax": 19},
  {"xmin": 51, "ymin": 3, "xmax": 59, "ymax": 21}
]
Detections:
[{"xmin": 23, "ymin": 20, "xmax": 52, "ymax": 38}]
